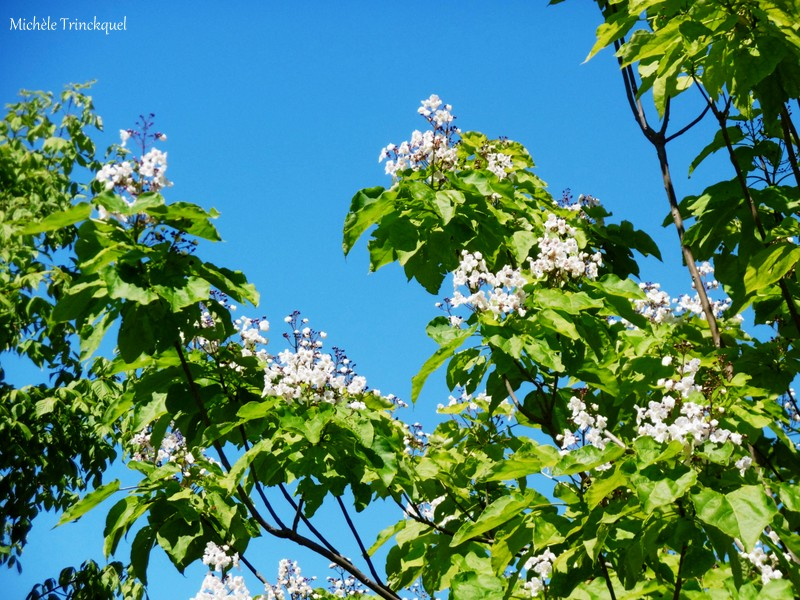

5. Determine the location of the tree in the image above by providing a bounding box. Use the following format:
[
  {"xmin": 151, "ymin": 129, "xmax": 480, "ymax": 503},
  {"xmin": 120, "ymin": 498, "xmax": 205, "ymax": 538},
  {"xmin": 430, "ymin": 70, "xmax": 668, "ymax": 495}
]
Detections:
[{"xmin": 3, "ymin": 1, "xmax": 800, "ymax": 598}]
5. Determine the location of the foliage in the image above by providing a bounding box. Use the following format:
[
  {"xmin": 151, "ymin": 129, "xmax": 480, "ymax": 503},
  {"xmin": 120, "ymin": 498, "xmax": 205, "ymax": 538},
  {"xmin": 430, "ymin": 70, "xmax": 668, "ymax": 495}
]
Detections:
[{"xmin": 2, "ymin": 1, "xmax": 800, "ymax": 598}]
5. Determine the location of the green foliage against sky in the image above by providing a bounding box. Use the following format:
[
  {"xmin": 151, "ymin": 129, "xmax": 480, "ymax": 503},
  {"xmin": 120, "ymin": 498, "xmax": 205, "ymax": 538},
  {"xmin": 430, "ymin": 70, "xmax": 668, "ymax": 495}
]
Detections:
[{"xmin": 2, "ymin": 1, "xmax": 800, "ymax": 598}]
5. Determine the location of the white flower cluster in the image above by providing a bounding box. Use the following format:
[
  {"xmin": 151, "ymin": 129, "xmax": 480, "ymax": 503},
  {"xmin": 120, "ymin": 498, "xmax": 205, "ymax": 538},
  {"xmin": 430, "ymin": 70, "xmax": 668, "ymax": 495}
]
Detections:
[
  {"xmin": 523, "ymin": 549, "xmax": 556, "ymax": 597},
  {"xmin": 130, "ymin": 426, "xmax": 195, "ymax": 469},
  {"xmin": 203, "ymin": 542, "xmax": 240, "ymax": 572},
  {"xmin": 236, "ymin": 316, "xmax": 270, "ymax": 359},
  {"xmin": 635, "ymin": 283, "xmax": 675, "ymax": 324},
  {"xmin": 192, "ymin": 542, "xmax": 251, "ymax": 600},
  {"xmin": 485, "ymin": 152, "xmax": 513, "ymax": 179},
  {"xmin": 264, "ymin": 559, "xmax": 318, "ymax": 600},
  {"xmin": 634, "ymin": 264, "xmax": 737, "ymax": 325},
  {"xmin": 192, "ymin": 572, "xmax": 253, "ymax": 600},
  {"xmin": 437, "ymin": 389, "xmax": 483, "ymax": 412},
  {"xmin": 636, "ymin": 358, "xmax": 742, "ymax": 447},
  {"xmin": 738, "ymin": 537, "xmax": 784, "ymax": 585},
  {"xmin": 450, "ymin": 250, "xmax": 528, "ymax": 317},
  {"xmin": 326, "ymin": 563, "xmax": 367, "ymax": 598},
  {"xmin": 96, "ymin": 129, "xmax": 172, "ymax": 195},
  {"xmin": 563, "ymin": 193, "xmax": 601, "ymax": 213},
  {"xmin": 529, "ymin": 213, "xmax": 602, "ymax": 281},
  {"xmin": 402, "ymin": 581, "xmax": 441, "ymax": 600},
  {"xmin": 96, "ymin": 160, "xmax": 135, "ymax": 194},
  {"xmin": 263, "ymin": 348, "xmax": 366, "ymax": 404},
  {"xmin": 557, "ymin": 395, "xmax": 615, "ymax": 454},
  {"xmin": 379, "ymin": 94, "xmax": 459, "ymax": 179}
]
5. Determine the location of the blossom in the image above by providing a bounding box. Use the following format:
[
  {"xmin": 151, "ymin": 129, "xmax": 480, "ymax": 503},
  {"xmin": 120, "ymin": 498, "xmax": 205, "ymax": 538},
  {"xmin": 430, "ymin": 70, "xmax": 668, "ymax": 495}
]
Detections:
[
  {"xmin": 191, "ymin": 572, "xmax": 253, "ymax": 600},
  {"xmin": 523, "ymin": 549, "xmax": 556, "ymax": 597},
  {"xmin": 528, "ymin": 213, "xmax": 602, "ymax": 281},
  {"xmin": 379, "ymin": 95, "xmax": 459, "ymax": 179},
  {"xmin": 202, "ymin": 541, "xmax": 240, "ymax": 572},
  {"xmin": 449, "ymin": 250, "xmax": 528, "ymax": 317}
]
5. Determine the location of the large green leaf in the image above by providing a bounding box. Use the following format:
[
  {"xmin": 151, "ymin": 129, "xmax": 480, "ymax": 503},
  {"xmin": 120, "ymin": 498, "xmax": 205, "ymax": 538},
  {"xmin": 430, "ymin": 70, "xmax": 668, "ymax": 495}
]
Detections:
[
  {"xmin": 57, "ymin": 480, "xmax": 121, "ymax": 526},
  {"xmin": 450, "ymin": 493, "xmax": 533, "ymax": 547},
  {"xmin": 411, "ymin": 324, "xmax": 476, "ymax": 402},
  {"xmin": 693, "ymin": 485, "xmax": 777, "ymax": 550}
]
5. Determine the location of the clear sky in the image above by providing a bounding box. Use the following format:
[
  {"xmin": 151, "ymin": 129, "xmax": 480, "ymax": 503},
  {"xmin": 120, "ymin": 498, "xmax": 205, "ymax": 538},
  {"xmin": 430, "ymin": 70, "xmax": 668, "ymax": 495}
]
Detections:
[{"xmin": 0, "ymin": 1, "xmax": 729, "ymax": 598}]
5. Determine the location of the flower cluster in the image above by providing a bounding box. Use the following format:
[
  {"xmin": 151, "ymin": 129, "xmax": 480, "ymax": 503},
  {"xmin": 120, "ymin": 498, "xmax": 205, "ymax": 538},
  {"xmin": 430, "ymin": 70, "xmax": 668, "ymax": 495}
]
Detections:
[
  {"xmin": 264, "ymin": 559, "xmax": 318, "ymax": 600},
  {"xmin": 192, "ymin": 542, "xmax": 252, "ymax": 600},
  {"xmin": 449, "ymin": 250, "xmax": 528, "ymax": 317},
  {"xmin": 739, "ymin": 537, "xmax": 784, "ymax": 585},
  {"xmin": 379, "ymin": 94, "xmax": 459, "ymax": 179},
  {"xmin": 95, "ymin": 116, "xmax": 172, "ymax": 214},
  {"xmin": 523, "ymin": 549, "xmax": 556, "ymax": 597},
  {"xmin": 203, "ymin": 542, "xmax": 240, "ymax": 572},
  {"xmin": 636, "ymin": 358, "xmax": 742, "ymax": 447},
  {"xmin": 192, "ymin": 573, "xmax": 253, "ymax": 600},
  {"xmin": 557, "ymin": 395, "xmax": 616, "ymax": 455},
  {"xmin": 409, "ymin": 495, "xmax": 456, "ymax": 529},
  {"xmin": 235, "ymin": 315, "xmax": 270, "ymax": 359},
  {"xmin": 262, "ymin": 314, "xmax": 372, "ymax": 404},
  {"xmin": 485, "ymin": 151, "xmax": 513, "ymax": 179},
  {"xmin": 634, "ymin": 263, "xmax": 737, "ymax": 325},
  {"xmin": 326, "ymin": 563, "xmax": 367, "ymax": 598},
  {"xmin": 529, "ymin": 213, "xmax": 602, "ymax": 281},
  {"xmin": 634, "ymin": 283, "xmax": 675, "ymax": 324},
  {"xmin": 130, "ymin": 426, "xmax": 195, "ymax": 469}
]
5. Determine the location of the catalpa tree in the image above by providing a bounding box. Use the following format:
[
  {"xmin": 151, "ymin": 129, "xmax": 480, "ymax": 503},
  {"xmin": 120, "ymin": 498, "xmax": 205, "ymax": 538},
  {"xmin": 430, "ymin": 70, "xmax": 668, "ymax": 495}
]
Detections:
[{"xmin": 2, "ymin": 1, "xmax": 800, "ymax": 598}]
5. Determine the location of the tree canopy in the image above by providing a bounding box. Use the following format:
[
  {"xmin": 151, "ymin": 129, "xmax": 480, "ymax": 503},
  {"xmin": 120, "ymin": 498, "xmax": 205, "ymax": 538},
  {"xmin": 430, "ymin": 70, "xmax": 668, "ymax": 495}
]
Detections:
[{"xmin": 3, "ymin": 1, "xmax": 800, "ymax": 598}]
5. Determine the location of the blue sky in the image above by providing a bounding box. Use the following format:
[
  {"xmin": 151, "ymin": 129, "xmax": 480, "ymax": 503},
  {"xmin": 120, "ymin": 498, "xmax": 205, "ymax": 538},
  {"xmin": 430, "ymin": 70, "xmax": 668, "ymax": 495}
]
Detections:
[{"xmin": 1, "ymin": 1, "xmax": 730, "ymax": 598}]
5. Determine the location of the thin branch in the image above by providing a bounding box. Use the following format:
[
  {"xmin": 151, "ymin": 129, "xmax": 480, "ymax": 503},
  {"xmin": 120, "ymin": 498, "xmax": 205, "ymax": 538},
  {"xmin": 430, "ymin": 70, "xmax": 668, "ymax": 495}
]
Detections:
[
  {"xmin": 239, "ymin": 430, "xmax": 288, "ymax": 530},
  {"xmin": 336, "ymin": 496, "xmax": 385, "ymax": 586},
  {"xmin": 665, "ymin": 103, "xmax": 711, "ymax": 143},
  {"xmin": 240, "ymin": 490, "xmax": 400, "ymax": 600},
  {"xmin": 599, "ymin": 553, "xmax": 618, "ymax": 600},
  {"xmin": 277, "ymin": 483, "xmax": 340, "ymax": 556},
  {"xmin": 673, "ymin": 545, "xmax": 687, "ymax": 600},
  {"xmin": 780, "ymin": 105, "xmax": 800, "ymax": 187},
  {"xmin": 239, "ymin": 554, "xmax": 269, "ymax": 586},
  {"xmin": 654, "ymin": 141, "xmax": 724, "ymax": 349}
]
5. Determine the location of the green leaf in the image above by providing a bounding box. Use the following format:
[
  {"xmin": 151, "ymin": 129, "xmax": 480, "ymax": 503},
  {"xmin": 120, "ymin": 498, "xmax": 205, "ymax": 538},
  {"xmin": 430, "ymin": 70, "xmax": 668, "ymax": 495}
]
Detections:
[
  {"xmin": 21, "ymin": 202, "xmax": 91, "ymax": 234},
  {"xmin": 342, "ymin": 186, "xmax": 392, "ymax": 255},
  {"xmin": 368, "ymin": 520, "xmax": 406, "ymax": 556},
  {"xmin": 690, "ymin": 126, "xmax": 745, "ymax": 175},
  {"xmin": 130, "ymin": 526, "xmax": 156, "ymax": 585},
  {"xmin": 57, "ymin": 480, "xmax": 121, "ymax": 526},
  {"xmin": 411, "ymin": 325, "xmax": 476, "ymax": 402},
  {"xmin": 586, "ymin": 12, "xmax": 638, "ymax": 62},
  {"xmin": 451, "ymin": 493, "xmax": 533, "ymax": 547},
  {"xmin": 483, "ymin": 442, "xmax": 560, "ymax": 481},
  {"xmin": 449, "ymin": 571, "xmax": 505, "ymax": 599},
  {"xmin": 743, "ymin": 243, "xmax": 800, "ymax": 297},
  {"xmin": 693, "ymin": 485, "xmax": 776, "ymax": 550},
  {"xmin": 432, "ymin": 190, "xmax": 464, "ymax": 225}
]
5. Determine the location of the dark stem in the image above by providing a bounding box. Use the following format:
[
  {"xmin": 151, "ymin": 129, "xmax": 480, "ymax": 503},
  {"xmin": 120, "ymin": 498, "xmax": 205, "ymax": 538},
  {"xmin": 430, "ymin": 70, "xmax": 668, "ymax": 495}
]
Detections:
[
  {"xmin": 653, "ymin": 140, "xmax": 723, "ymax": 349},
  {"xmin": 780, "ymin": 105, "xmax": 800, "ymax": 187},
  {"xmin": 336, "ymin": 496, "xmax": 385, "ymax": 586},
  {"xmin": 673, "ymin": 545, "xmax": 687, "ymax": 600},
  {"xmin": 239, "ymin": 554, "xmax": 269, "ymax": 586},
  {"xmin": 277, "ymin": 483, "xmax": 340, "ymax": 555},
  {"xmin": 599, "ymin": 553, "xmax": 618, "ymax": 600}
]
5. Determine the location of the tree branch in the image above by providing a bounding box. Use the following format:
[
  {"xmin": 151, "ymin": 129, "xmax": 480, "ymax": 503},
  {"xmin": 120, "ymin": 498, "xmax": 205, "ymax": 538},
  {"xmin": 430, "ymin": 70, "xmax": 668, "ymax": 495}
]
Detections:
[{"xmin": 336, "ymin": 495, "xmax": 385, "ymax": 586}]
